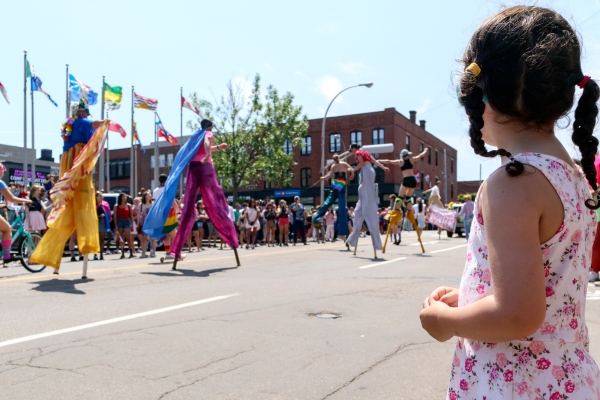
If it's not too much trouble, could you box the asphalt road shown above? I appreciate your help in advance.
[1,232,600,399]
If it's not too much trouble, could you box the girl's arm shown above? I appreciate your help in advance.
[420,172,547,343]
[353,155,366,172]
[372,158,390,172]
[211,143,227,151]
[130,206,135,225]
[413,148,429,161]
[342,162,355,180]
[0,189,31,204]
[379,159,402,166]
[320,169,333,181]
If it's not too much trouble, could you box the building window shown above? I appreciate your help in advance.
[265,180,274,189]
[420,172,424,190]
[406,134,411,151]
[329,133,341,153]
[372,128,384,145]
[451,183,454,199]
[301,137,312,155]
[374,165,385,184]
[420,142,424,153]
[284,140,293,154]
[435,150,438,166]
[167,153,174,166]
[428,147,431,164]
[150,156,155,169]
[159,154,165,167]
[350,131,362,146]
[124,160,131,177]
[351,164,359,185]
[451,159,454,174]
[150,179,155,190]
[109,159,130,180]
[301,168,312,187]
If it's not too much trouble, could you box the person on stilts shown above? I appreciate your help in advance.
[313,153,354,245]
[144,119,239,270]
[345,144,389,258]
[30,100,110,274]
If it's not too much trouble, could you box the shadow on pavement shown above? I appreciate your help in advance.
[141,267,238,278]
[28,278,95,295]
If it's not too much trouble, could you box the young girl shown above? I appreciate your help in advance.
[113,193,136,259]
[420,6,600,398]
[24,185,47,233]
[137,191,155,258]
[264,203,276,247]
[95,191,111,261]
[0,163,32,264]
[245,198,259,249]
[277,200,289,246]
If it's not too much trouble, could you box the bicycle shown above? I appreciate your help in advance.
[4,207,45,273]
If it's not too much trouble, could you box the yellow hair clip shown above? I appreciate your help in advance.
[466,63,481,77]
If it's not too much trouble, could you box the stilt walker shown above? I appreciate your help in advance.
[383,198,403,253]
[30,101,125,276]
[312,153,353,244]
[345,144,389,259]
[144,119,239,270]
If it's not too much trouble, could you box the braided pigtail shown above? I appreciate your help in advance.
[459,68,525,176]
[571,77,600,209]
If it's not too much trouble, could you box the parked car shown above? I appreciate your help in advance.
[447,203,464,238]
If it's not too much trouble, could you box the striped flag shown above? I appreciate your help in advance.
[155,113,178,145]
[28,61,58,107]
[181,95,199,115]
[132,121,146,154]
[0,82,9,104]
[133,92,158,111]
[104,83,122,111]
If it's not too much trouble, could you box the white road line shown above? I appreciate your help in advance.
[359,257,407,269]
[0,294,240,349]
[430,244,468,254]
[410,241,438,246]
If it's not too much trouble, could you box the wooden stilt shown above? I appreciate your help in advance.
[234,248,241,266]
[374,249,377,259]
[81,254,88,279]
[406,209,426,254]
[383,209,402,253]
[353,246,357,256]
[172,257,178,271]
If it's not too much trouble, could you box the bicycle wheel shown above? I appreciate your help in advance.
[19,233,46,273]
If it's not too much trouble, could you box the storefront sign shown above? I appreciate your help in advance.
[9,169,46,185]
[274,189,301,198]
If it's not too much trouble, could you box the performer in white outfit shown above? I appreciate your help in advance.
[345,144,389,258]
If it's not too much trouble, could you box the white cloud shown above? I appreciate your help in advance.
[315,76,344,100]
[338,61,364,74]
[416,97,433,114]
[263,63,273,71]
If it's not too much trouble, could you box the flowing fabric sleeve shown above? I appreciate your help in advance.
[143,129,206,239]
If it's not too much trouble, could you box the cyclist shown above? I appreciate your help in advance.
[0,163,32,265]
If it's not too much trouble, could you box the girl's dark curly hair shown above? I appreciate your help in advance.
[458,6,600,209]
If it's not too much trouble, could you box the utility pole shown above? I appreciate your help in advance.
[443,149,448,204]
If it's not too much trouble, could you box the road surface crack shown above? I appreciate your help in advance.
[320,341,434,399]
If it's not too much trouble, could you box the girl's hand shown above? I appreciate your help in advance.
[201,156,209,163]
[383,166,390,173]
[218,143,228,150]
[420,300,454,342]
[21,199,32,205]
[426,286,459,307]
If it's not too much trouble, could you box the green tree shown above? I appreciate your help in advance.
[187,74,308,202]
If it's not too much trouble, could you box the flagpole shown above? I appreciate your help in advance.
[65,64,69,118]
[23,50,28,189]
[130,86,134,195]
[99,75,105,191]
[30,76,36,187]
[179,87,183,196]
[154,112,159,191]
[106,111,111,192]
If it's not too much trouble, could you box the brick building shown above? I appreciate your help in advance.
[96,108,458,206]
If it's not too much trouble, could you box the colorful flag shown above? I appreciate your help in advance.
[68,74,98,105]
[132,121,146,154]
[28,61,58,107]
[108,122,127,138]
[104,83,122,111]
[155,113,178,145]
[414,170,420,184]
[0,82,9,104]
[181,95,199,115]
[134,92,158,111]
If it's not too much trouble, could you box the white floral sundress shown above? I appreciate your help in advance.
[448,153,600,400]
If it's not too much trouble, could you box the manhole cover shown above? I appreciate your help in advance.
[315,313,338,319]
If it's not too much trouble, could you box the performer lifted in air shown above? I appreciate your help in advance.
[144,119,240,270]
[30,101,112,274]
[345,144,389,258]
[312,153,354,243]
[380,148,429,252]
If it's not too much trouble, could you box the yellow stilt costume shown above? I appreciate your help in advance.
[31,119,112,269]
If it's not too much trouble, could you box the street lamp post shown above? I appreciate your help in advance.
[334,133,347,153]
[320,83,373,202]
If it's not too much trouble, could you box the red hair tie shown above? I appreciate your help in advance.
[578,76,591,89]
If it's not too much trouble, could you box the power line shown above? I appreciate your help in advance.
[581,9,600,25]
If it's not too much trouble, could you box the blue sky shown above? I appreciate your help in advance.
[0,0,598,182]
